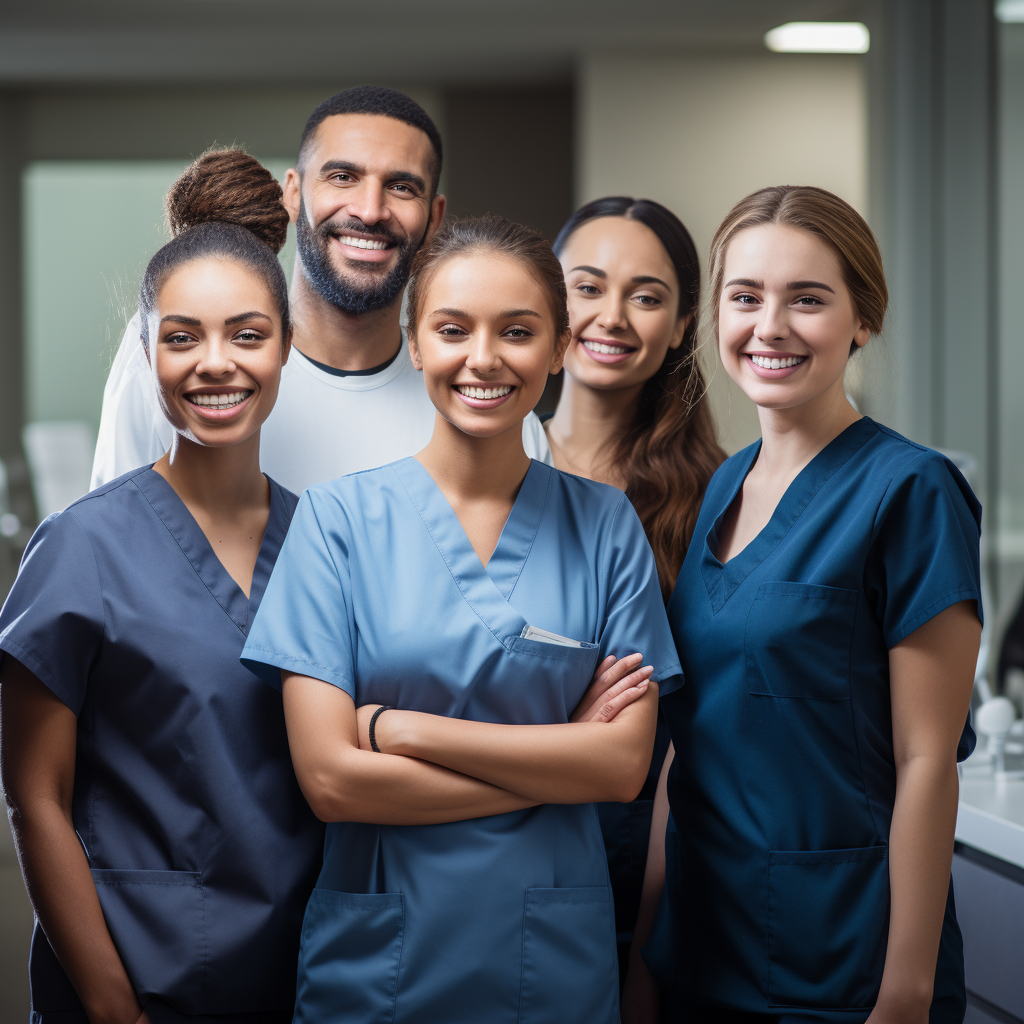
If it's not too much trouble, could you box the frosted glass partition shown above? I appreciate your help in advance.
[22,159,295,434]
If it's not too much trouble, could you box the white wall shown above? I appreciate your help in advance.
[576,52,867,453]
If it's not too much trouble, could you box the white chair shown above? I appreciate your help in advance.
[22,421,97,519]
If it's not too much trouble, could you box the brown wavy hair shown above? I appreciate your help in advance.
[708,185,887,339]
[554,198,725,599]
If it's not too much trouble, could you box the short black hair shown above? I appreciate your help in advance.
[298,85,443,194]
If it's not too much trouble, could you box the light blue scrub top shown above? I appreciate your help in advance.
[242,457,682,1024]
[650,418,981,1023]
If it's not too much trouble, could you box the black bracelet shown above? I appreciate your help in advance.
[368,705,393,753]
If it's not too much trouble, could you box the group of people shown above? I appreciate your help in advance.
[0,85,983,1024]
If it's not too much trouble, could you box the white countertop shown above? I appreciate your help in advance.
[956,752,1024,871]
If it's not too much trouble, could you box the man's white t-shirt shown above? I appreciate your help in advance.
[91,314,552,494]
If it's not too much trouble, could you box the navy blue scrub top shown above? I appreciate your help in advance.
[0,467,324,1023]
[651,418,981,1023]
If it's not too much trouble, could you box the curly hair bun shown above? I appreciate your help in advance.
[165,149,289,254]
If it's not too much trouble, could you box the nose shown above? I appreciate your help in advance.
[195,337,237,378]
[343,180,391,228]
[465,332,503,376]
[753,298,791,344]
[595,293,628,333]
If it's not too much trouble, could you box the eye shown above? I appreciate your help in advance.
[437,323,467,338]
[575,283,600,296]
[633,293,662,307]
[503,326,534,340]
[390,183,415,195]
[164,332,196,346]
[795,295,824,306]
[235,329,264,343]
[329,172,354,184]
[731,292,760,306]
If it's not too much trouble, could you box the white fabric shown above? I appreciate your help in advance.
[91,313,553,494]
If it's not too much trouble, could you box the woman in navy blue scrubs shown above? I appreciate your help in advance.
[545,198,724,981]
[625,186,982,1024]
[0,151,323,1024]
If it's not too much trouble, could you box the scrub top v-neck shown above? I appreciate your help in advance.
[242,457,682,1024]
[651,417,982,1023]
[0,466,324,1023]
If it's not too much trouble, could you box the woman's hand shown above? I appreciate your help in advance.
[570,653,653,724]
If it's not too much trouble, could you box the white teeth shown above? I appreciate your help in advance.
[338,235,389,250]
[750,354,805,369]
[187,390,252,408]
[455,384,513,400]
[583,340,632,355]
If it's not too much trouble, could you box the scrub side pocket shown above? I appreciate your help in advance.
[91,868,206,1014]
[292,888,404,1024]
[767,846,889,1008]
[745,582,858,699]
[520,886,619,1024]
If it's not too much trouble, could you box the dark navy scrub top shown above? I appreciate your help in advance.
[0,467,324,1024]
[651,417,981,1024]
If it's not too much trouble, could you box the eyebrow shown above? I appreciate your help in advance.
[724,277,835,294]
[570,266,670,289]
[430,307,543,319]
[320,158,426,194]
[160,314,201,326]
[224,311,273,325]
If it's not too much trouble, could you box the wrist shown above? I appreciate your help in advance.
[376,709,416,756]
[872,981,933,1023]
[83,985,142,1024]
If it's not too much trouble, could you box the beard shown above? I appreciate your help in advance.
[295,199,423,316]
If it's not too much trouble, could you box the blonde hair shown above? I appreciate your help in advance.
[707,185,887,337]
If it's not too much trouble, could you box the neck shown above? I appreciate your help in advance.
[288,260,403,372]
[547,371,643,486]
[417,414,531,505]
[754,381,861,477]
[153,431,268,519]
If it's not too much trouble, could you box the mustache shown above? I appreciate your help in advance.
[318,217,405,248]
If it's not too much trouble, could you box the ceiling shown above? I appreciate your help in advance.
[0,0,871,84]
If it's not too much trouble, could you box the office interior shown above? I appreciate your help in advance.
[0,0,1022,1020]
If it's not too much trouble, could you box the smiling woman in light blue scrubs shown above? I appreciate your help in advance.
[241,215,682,1024]
[624,186,982,1024]
[0,151,323,1024]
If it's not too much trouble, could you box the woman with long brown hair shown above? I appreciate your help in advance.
[545,197,724,979]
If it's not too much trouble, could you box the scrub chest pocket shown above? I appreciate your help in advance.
[745,582,858,700]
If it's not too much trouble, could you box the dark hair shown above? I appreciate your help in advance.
[139,149,291,348]
[708,185,887,337]
[554,197,725,598]
[407,215,569,339]
[298,85,443,194]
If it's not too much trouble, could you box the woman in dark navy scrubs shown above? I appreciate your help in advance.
[0,151,323,1024]
[545,198,724,981]
[625,186,982,1024]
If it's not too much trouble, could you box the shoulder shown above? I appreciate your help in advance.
[542,465,642,541]
[53,467,152,532]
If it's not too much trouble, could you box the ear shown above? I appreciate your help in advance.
[550,327,572,375]
[669,311,693,351]
[283,169,302,225]
[425,193,446,244]
[407,329,423,371]
[851,319,870,352]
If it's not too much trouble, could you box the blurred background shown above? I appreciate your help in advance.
[0,0,1022,1020]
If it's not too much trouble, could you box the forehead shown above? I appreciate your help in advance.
[724,222,844,281]
[305,113,434,177]
[157,257,274,312]
[421,251,552,315]
[562,216,677,288]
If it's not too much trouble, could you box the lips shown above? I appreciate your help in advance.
[580,337,637,365]
[183,387,255,419]
[452,383,516,409]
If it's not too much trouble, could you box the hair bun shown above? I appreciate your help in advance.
[166,149,289,254]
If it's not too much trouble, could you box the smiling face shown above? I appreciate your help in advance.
[285,113,446,315]
[409,250,568,439]
[718,223,869,412]
[148,257,290,448]
[559,216,687,392]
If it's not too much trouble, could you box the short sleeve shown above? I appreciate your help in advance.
[241,490,357,696]
[597,496,684,696]
[0,511,105,714]
[865,452,983,648]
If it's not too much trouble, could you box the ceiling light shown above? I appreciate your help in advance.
[765,22,870,53]
[997,1,1024,22]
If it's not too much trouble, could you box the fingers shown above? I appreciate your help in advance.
[593,652,644,693]
[592,666,654,723]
